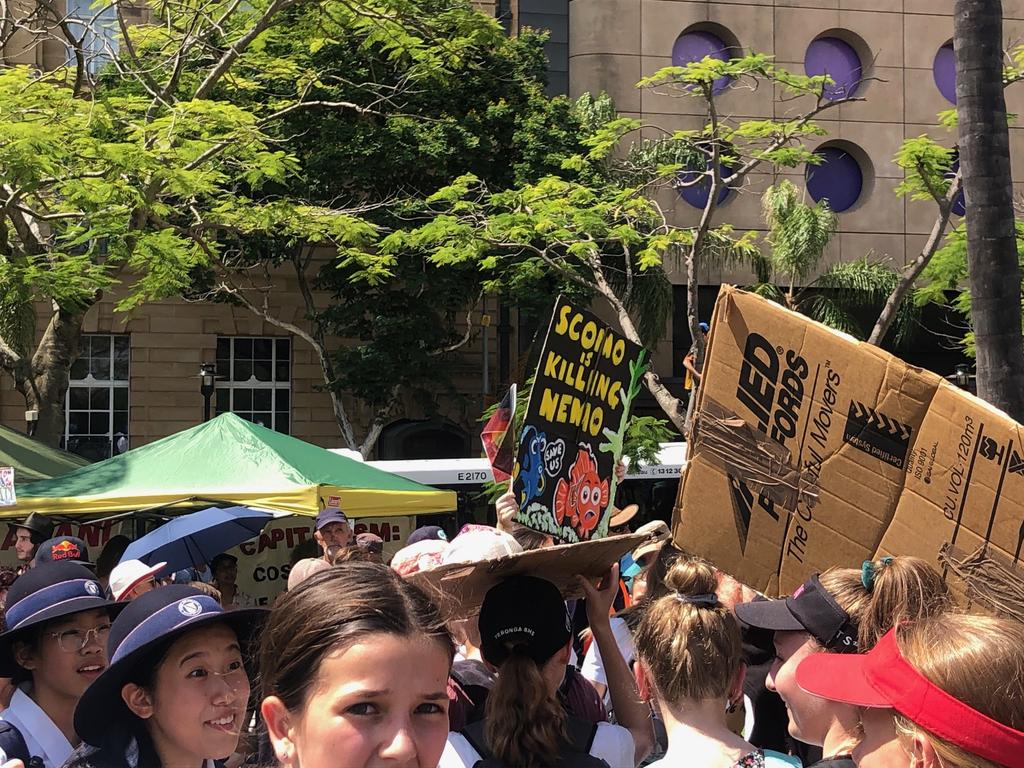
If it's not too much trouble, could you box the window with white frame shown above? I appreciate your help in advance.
[65,335,130,461]
[215,337,291,434]
[64,0,120,75]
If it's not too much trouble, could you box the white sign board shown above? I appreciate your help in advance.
[0,468,14,507]
[231,514,414,605]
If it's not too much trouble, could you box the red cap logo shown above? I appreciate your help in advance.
[50,540,81,560]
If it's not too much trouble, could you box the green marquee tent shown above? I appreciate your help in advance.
[3,413,455,519]
[0,425,89,486]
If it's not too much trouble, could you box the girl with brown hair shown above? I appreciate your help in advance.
[633,554,797,768]
[258,561,455,768]
[735,556,954,768]
[441,567,654,768]
[796,613,1024,768]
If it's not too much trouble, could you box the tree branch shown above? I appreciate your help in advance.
[429,290,484,356]
[867,170,961,345]
[193,0,293,100]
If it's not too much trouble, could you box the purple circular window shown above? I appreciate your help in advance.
[933,43,956,103]
[678,160,737,209]
[805,146,864,213]
[804,37,863,101]
[672,30,732,94]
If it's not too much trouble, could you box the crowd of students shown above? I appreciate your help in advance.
[0,497,1020,768]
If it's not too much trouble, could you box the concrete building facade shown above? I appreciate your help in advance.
[565,0,1024,339]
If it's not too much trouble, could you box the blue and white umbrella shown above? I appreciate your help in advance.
[121,505,273,573]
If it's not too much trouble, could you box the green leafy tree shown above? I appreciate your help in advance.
[751,180,916,343]
[915,220,1024,356]
[0,62,323,445]
[867,44,1024,347]
[0,0,513,449]
[354,54,861,435]
[199,13,591,455]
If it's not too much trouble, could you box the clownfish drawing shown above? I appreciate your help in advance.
[553,445,608,540]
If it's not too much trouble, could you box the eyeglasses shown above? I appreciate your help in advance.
[47,623,112,653]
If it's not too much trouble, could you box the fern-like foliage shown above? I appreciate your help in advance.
[762,179,837,284]
[750,182,917,346]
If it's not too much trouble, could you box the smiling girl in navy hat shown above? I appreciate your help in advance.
[65,585,264,768]
[0,561,124,768]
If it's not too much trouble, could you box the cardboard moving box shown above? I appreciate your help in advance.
[673,286,1024,596]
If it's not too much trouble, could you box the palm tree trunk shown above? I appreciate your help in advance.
[955,0,1024,420]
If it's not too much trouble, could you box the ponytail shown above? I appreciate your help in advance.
[819,555,954,650]
[634,555,741,704]
[484,649,567,768]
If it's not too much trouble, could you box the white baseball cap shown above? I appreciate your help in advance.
[109,559,167,601]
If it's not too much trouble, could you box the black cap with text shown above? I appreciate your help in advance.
[478,575,572,667]
[735,573,858,654]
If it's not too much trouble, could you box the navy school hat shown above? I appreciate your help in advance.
[734,573,859,654]
[0,561,125,676]
[74,585,266,747]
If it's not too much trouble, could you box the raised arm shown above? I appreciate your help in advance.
[579,564,654,766]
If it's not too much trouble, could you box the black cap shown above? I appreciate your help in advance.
[479,575,571,667]
[407,526,447,545]
[35,536,92,567]
[734,574,858,654]
[10,513,54,541]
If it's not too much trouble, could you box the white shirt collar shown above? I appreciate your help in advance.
[1,685,74,768]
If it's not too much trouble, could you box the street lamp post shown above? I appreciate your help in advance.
[946,363,975,392]
[954,363,971,389]
[199,363,217,422]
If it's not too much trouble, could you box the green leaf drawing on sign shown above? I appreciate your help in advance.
[596,348,649,538]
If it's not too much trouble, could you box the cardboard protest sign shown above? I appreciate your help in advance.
[673,286,1024,596]
[0,468,14,507]
[513,298,646,543]
[231,514,413,604]
[406,532,647,619]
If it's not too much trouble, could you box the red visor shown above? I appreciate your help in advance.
[797,627,1024,768]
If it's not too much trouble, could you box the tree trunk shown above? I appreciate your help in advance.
[589,263,689,434]
[955,0,1024,420]
[18,305,84,447]
[646,370,688,434]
